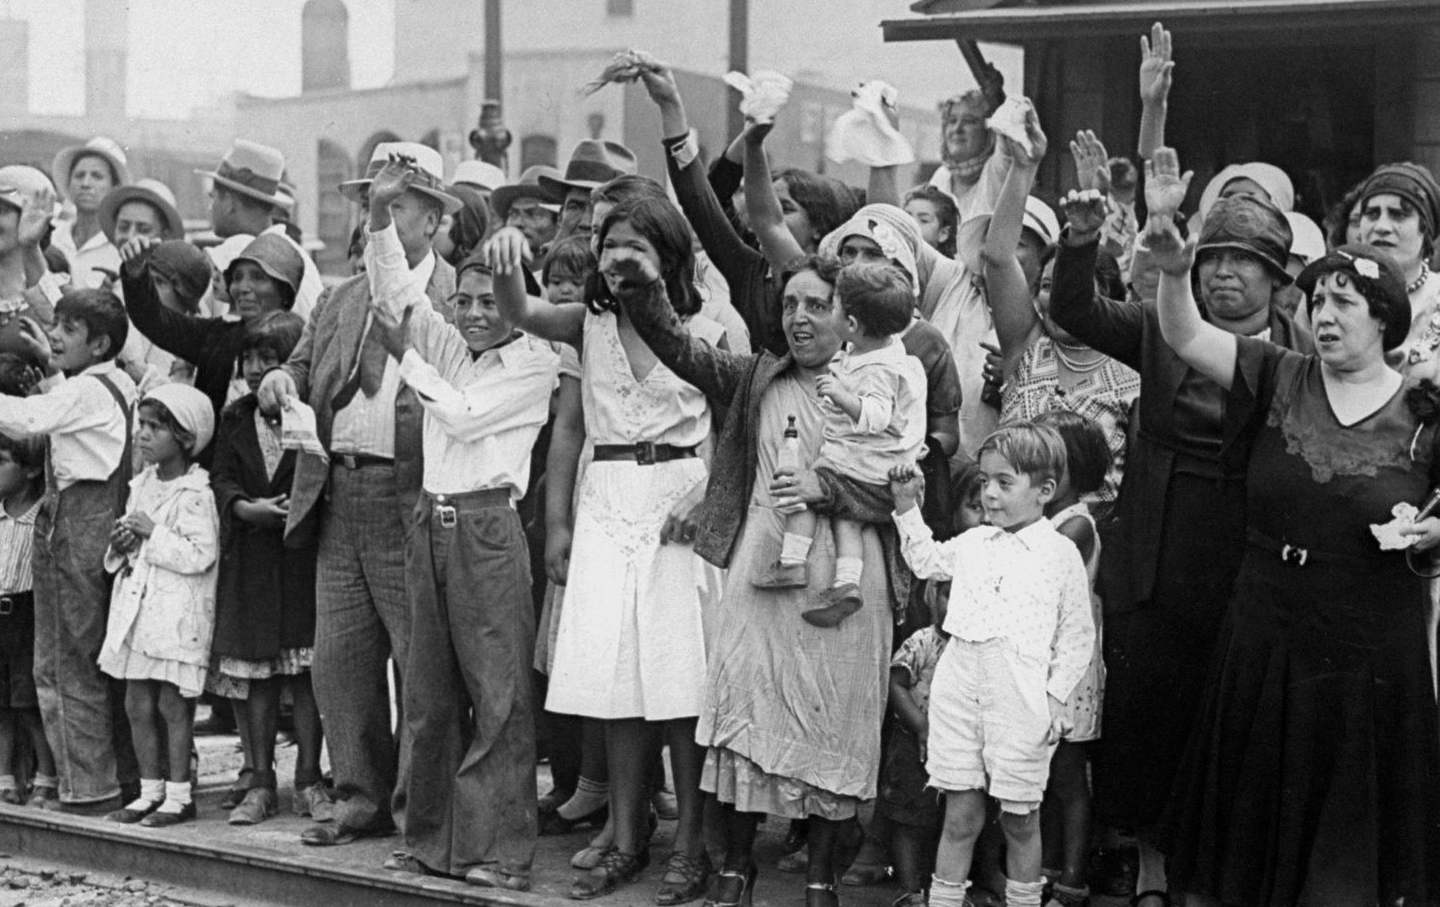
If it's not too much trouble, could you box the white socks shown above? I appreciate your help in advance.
[154,780,191,815]
[779,532,812,566]
[1005,878,1044,907]
[928,876,969,907]
[125,777,165,811]
[833,556,863,587]
[557,776,608,821]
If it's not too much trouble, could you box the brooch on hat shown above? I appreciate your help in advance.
[869,219,906,263]
[1353,257,1380,280]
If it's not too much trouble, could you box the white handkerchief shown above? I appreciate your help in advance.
[280,399,329,462]
[827,80,915,168]
[724,70,793,125]
[1371,502,1419,550]
[987,96,1036,158]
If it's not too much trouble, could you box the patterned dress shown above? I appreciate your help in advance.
[1049,501,1102,742]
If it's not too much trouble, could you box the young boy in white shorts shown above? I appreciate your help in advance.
[888,422,1094,907]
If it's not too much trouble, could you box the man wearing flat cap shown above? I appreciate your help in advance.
[259,141,458,848]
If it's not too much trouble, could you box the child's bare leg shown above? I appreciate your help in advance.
[1043,741,1091,890]
[124,681,162,783]
[929,790,987,907]
[155,685,196,784]
[802,517,864,628]
[998,804,1044,907]
[0,710,18,799]
[891,822,936,894]
[754,509,816,589]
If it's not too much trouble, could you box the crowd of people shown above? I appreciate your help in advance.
[0,20,1435,907]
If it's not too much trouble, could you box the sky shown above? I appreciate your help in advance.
[4,0,397,117]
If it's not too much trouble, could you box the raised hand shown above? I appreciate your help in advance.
[636,56,681,109]
[15,317,51,374]
[1143,147,1192,223]
[481,226,529,275]
[369,159,417,210]
[1001,102,1048,167]
[1139,21,1174,107]
[17,185,55,249]
[1138,214,1196,277]
[1060,189,1111,237]
[119,235,158,265]
[888,463,926,514]
[743,118,774,147]
[1069,130,1111,194]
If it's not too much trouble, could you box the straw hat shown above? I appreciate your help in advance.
[453,160,506,192]
[196,140,289,208]
[51,136,130,193]
[99,179,184,243]
[339,142,462,215]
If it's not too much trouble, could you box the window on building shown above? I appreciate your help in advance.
[607,0,633,17]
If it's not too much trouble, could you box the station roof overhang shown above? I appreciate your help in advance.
[883,0,1440,43]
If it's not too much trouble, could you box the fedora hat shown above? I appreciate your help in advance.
[492,166,564,220]
[539,141,639,197]
[453,160,507,192]
[340,142,463,215]
[197,140,289,208]
[99,179,184,244]
[52,136,130,194]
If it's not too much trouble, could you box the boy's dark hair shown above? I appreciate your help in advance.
[54,288,128,362]
[137,398,197,458]
[543,234,598,285]
[836,263,915,337]
[1034,410,1110,496]
[978,422,1068,487]
[241,310,305,364]
[0,429,46,475]
[0,352,38,397]
[903,184,960,258]
[592,174,667,209]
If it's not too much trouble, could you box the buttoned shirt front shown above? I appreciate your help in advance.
[51,221,121,291]
[893,507,1094,702]
[0,498,39,594]
[0,362,136,491]
[367,224,558,497]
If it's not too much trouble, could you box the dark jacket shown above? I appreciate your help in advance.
[210,394,317,659]
[1049,230,1313,611]
[121,250,246,464]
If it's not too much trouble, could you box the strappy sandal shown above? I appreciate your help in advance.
[806,881,840,907]
[703,863,756,907]
[570,849,649,900]
[656,852,712,906]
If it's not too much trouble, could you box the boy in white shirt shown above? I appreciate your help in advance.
[363,160,560,891]
[754,262,927,629]
[0,290,137,813]
[888,422,1094,907]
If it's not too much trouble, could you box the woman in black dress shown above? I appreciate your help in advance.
[1149,147,1440,906]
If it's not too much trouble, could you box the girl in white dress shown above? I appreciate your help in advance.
[486,195,723,902]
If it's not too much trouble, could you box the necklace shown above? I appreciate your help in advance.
[1052,340,1107,374]
[1408,263,1431,296]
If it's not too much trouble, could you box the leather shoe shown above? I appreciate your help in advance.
[141,802,196,827]
[106,800,162,824]
[301,820,396,846]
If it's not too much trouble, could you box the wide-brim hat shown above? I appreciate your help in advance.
[52,136,130,194]
[539,140,639,197]
[196,139,289,208]
[1022,195,1060,247]
[339,141,463,215]
[492,165,564,220]
[99,179,184,244]
[0,165,61,218]
[1194,193,1294,285]
[452,160,507,192]
[223,233,305,298]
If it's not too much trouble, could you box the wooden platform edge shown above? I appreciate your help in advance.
[0,804,533,907]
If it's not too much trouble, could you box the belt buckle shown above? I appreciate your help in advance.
[635,441,656,466]
[0,596,12,616]
[337,454,357,470]
[436,503,458,528]
[1280,543,1309,567]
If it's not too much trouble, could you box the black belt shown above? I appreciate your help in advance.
[424,487,512,523]
[1246,529,1373,569]
[0,591,33,617]
[332,453,394,470]
[591,443,697,466]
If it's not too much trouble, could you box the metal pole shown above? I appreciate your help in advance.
[470,0,512,167]
[485,0,502,100]
[727,0,748,140]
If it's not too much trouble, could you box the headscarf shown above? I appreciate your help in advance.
[1197,162,1295,222]
[141,383,216,455]
[819,203,969,321]
[1356,162,1440,241]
